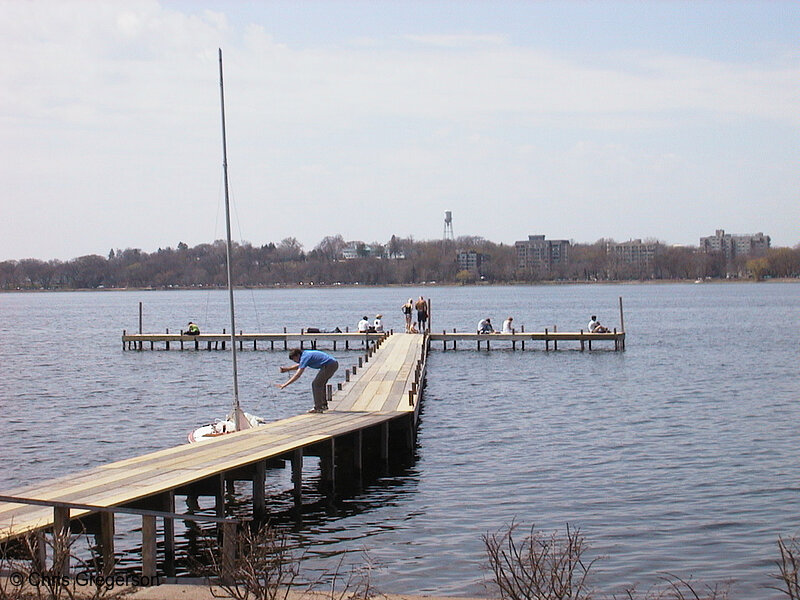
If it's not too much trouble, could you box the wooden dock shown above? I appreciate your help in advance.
[0,332,429,577]
[122,330,387,351]
[429,329,626,351]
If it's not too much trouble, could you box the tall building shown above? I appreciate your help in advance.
[515,235,570,271]
[606,239,660,266]
[700,230,770,259]
[457,250,486,275]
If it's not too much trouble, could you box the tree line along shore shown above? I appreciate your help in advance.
[2,235,799,290]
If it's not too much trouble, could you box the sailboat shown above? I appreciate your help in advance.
[189,49,267,443]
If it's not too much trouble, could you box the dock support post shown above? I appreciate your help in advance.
[521,325,525,351]
[138,302,143,351]
[320,439,335,496]
[553,325,558,351]
[326,385,333,404]
[619,296,625,334]
[580,330,585,351]
[141,515,156,578]
[353,430,363,487]
[32,531,47,573]
[215,474,225,518]
[380,422,389,470]
[614,328,619,351]
[545,328,549,351]
[162,491,175,577]
[53,506,70,576]
[283,327,287,350]
[253,461,266,517]
[405,417,415,455]
[291,449,303,502]
[165,328,170,350]
[221,522,236,585]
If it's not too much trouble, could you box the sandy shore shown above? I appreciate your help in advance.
[129,585,490,600]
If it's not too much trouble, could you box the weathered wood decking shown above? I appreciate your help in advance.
[0,333,428,567]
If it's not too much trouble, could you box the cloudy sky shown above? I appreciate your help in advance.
[2,0,798,261]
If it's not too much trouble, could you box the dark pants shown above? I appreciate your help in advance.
[311,360,338,409]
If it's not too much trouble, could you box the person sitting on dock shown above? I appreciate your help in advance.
[358,316,371,333]
[478,317,494,333]
[502,316,514,334]
[186,322,200,335]
[588,316,610,333]
[374,314,384,333]
[276,348,339,413]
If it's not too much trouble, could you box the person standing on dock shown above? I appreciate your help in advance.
[402,298,414,332]
[415,296,428,332]
[277,348,339,413]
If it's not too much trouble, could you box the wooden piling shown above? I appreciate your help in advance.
[162,491,175,576]
[141,515,156,578]
[291,449,303,501]
[253,461,266,517]
[53,506,70,575]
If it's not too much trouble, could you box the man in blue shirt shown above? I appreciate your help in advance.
[277,348,339,413]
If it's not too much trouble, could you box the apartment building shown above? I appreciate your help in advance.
[515,235,570,271]
[700,230,770,259]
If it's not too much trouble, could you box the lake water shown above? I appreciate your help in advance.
[0,283,798,597]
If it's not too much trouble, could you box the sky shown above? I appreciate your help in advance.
[2,0,798,261]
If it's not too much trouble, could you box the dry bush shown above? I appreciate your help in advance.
[0,526,127,600]
[313,550,382,600]
[617,574,729,600]
[483,521,597,600]
[203,523,383,600]
[205,523,299,600]
[770,536,800,600]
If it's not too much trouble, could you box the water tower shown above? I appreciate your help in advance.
[443,211,454,242]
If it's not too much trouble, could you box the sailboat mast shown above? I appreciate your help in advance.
[218,48,243,428]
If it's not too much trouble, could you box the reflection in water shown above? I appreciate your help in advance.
[119,455,423,581]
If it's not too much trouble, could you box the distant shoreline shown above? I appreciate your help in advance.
[1,278,798,293]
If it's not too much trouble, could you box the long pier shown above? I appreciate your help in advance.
[2,313,626,577]
[0,332,429,577]
[121,329,625,352]
[121,330,386,351]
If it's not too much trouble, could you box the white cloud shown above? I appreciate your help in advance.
[1,0,798,260]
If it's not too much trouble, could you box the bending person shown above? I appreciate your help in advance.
[276,348,339,413]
